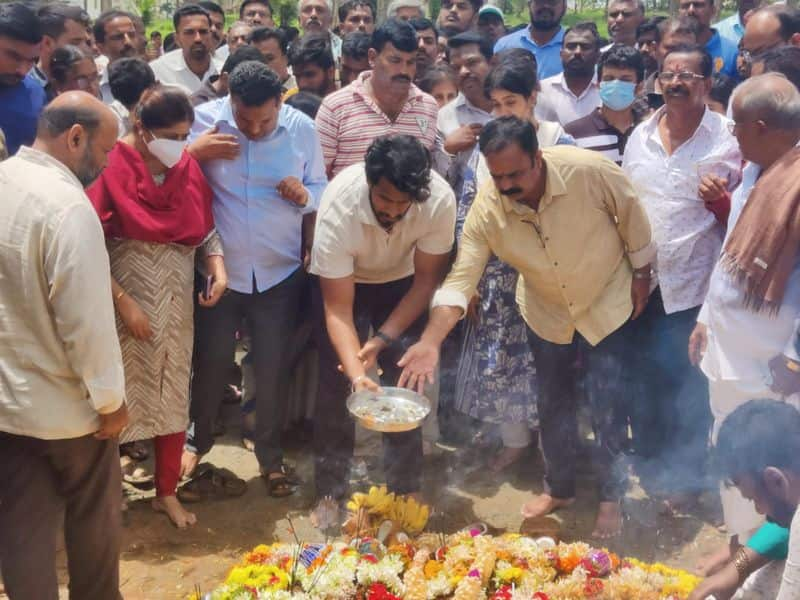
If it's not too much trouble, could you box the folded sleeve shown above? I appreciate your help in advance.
[44,202,125,415]
[431,189,492,314]
[599,160,656,269]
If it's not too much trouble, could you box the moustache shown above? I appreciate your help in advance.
[500,187,522,196]
[392,75,411,83]
[665,87,689,96]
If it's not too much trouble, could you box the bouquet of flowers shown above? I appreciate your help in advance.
[193,534,700,599]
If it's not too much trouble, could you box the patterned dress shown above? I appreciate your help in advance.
[110,231,222,444]
[453,121,574,428]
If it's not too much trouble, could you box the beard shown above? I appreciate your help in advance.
[75,144,104,187]
[530,8,561,31]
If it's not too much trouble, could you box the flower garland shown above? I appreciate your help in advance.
[193,534,701,600]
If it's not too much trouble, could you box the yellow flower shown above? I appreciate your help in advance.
[496,566,523,583]
[424,560,443,579]
[225,564,289,590]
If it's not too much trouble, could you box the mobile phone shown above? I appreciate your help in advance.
[203,275,215,300]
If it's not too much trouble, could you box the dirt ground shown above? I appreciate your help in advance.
[7,404,728,600]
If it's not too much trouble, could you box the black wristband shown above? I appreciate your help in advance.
[374,330,394,346]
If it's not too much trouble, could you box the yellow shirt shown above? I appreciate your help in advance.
[432,145,655,346]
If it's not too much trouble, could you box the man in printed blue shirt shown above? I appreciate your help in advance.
[493,0,566,80]
[678,0,739,78]
[0,3,46,156]
[184,61,327,497]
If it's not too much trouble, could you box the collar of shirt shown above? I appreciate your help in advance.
[550,71,599,100]
[351,71,424,117]
[164,48,219,81]
[521,25,565,49]
[213,95,290,136]
[640,104,716,153]
[497,155,568,217]
[454,92,492,117]
[15,146,84,191]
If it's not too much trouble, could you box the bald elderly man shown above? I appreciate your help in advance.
[0,92,128,600]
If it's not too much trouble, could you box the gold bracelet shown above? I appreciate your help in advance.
[114,289,125,302]
[786,359,800,373]
[733,547,751,582]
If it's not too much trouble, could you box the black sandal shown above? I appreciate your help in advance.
[263,472,296,498]
[177,464,247,503]
[120,440,149,461]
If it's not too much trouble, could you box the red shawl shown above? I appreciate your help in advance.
[87,141,214,246]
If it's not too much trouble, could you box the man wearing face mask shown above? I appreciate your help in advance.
[150,5,223,96]
[536,23,602,126]
[494,0,567,80]
[622,44,741,511]
[309,134,455,519]
[564,45,647,165]
[185,61,327,497]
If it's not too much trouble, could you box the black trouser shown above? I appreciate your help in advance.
[312,275,424,499]
[627,288,712,495]
[0,432,122,600]
[187,268,305,472]
[526,321,632,502]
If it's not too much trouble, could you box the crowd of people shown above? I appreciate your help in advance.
[2,0,800,597]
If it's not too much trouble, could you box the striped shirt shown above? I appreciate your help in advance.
[564,107,639,165]
[315,70,439,178]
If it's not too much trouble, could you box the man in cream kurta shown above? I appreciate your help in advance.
[0,93,127,600]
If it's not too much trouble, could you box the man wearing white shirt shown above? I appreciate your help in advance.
[536,23,602,126]
[438,32,494,191]
[623,44,741,508]
[150,5,222,96]
[689,73,800,576]
[93,10,138,104]
[309,135,455,513]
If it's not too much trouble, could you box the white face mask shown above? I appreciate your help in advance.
[145,130,185,168]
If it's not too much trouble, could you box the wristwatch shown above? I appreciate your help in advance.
[786,358,800,373]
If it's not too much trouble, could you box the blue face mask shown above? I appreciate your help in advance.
[599,79,637,111]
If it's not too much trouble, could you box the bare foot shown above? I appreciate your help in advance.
[488,446,525,472]
[180,450,200,479]
[592,501,622,539]
[696,543,733,577]
[152,495,197,529]
[520,494,575,519]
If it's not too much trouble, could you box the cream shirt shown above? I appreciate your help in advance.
[0,147,125,440]
[310,162,456,284]
[433,145,655,346]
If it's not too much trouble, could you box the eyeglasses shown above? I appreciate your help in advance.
[657,70,705,84]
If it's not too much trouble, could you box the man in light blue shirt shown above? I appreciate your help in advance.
[493,0,566,80]
[714,0,760,43]
[184,61,327,496]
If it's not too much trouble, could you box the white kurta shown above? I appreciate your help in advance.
[698,158,800,538]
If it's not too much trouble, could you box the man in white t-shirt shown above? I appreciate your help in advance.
[309,134,456,513]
